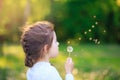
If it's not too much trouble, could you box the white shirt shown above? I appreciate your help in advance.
[27,62,74,80]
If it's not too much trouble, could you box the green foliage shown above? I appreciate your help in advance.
[0,0,120,44]
[46,0,120,44]
[1,44,120,80]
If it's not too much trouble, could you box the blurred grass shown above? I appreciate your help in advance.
[0,43,120,80]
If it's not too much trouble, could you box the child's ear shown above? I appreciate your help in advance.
[43,44,49,53]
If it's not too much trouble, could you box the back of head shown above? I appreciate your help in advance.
[20,21,54,67]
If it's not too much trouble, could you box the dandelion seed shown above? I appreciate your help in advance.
[84,31,87,34]
[67,41,70,44]
[103,30,106,33]
[74,54,77,56]
[78,37,82,40]
[93,15,96,18]
[97,41,100,44]
[92,25,95,28]
[95,22,98,25]
[88,29,91,32]
[89,37,92,40]
[95,39,98,44]
[93,39,98,44]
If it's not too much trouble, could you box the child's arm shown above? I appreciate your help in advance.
[65,57,74,80]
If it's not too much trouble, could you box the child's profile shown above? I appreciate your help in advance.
[20,21,74,80]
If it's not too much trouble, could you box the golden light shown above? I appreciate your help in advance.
[93,15,96,18]
[116,0,120,6]
[95,22,98,25]
[84,31,87,34]
[103,30,106,33]
[88,29,91,32]
[72,68,78,75]
[67,41,70,44]
[78,37,82,40]
[92,25,95,28]
[97,41,100,44]
[89,37,92,40]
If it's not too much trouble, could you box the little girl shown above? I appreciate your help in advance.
[20,21,74,80]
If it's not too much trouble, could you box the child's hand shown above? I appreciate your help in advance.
[65,57,74,74]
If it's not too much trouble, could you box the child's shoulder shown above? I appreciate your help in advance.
[29,62,57,73]
[27,62,62,80]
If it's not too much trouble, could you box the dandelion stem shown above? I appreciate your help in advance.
[69,52,70,57]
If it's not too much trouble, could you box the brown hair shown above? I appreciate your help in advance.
[20,21,54,67]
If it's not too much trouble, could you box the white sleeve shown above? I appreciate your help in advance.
[65,73,74,80]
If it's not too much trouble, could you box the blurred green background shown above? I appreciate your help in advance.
[0,0,120,80]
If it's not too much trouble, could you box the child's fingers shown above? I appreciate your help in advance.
[66,57,72,63]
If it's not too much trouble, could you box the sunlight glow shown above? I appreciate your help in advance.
[116,0,120,6]
[0,58,6,68]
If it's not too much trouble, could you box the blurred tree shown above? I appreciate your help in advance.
[0,0,51,43]
[24,0,31,23]
[0,0,25,43]
[0,0,4,56]
[45,0,120,44]
[0,0,120,44]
